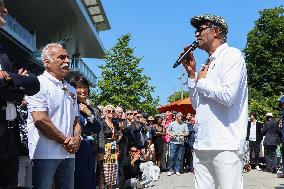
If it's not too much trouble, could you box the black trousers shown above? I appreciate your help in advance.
[160,142,168,170]
[0,124,19,189]
[264,145,277,171]
[183,143,194,171]
[249,141,260,166]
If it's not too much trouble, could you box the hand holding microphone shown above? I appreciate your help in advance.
[173,41,198,68]
[175,41,199,79]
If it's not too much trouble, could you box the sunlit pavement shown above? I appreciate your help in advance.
[150,170,284,189]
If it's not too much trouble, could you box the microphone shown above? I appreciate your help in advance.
[173,41,199,68]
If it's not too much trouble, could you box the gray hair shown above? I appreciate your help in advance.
[103,104,115,113]
[176,112,183,117]
[41,43,63,61]
[115,106,123,112]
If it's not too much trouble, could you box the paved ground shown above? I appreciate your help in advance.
[150,170,284,189]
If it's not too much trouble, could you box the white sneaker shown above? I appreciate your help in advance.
[256,166,261,171]
[167,171,173,176]
[176,172,181,176]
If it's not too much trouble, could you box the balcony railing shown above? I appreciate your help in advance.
[2,15,36,51]
[70,58,97,86]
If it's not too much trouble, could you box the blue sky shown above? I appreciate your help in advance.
[85,0,283,105]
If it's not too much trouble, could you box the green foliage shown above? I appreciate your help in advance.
[244,6,284,121]
[90,34,159,115]
[167,91,189,103]
[248,87,280,121]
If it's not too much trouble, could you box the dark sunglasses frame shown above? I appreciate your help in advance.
[195,26,211,34]
[106,110,115,113]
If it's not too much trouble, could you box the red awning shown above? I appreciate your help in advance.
[158,97,195,115]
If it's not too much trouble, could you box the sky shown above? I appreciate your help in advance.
[85,0,283,106]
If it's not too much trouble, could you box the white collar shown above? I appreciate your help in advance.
[43,71,68,86]
[210,43,228,60]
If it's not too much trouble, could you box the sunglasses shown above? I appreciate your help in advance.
[106,110,115,114]
[130,149,138,152]
[195,26,210,34]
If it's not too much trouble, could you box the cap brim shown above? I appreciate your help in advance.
[190,18,210,28]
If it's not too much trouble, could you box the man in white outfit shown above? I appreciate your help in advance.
[26,43,81,189]
[181,14,248,189]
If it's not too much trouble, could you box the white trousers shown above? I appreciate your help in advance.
[193,150,242,189]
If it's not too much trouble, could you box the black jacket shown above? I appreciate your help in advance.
[246,121,263,143]
[0,45,40,104]
[262,119,281,146]
[128,121,146,149]
[0,45,40,161]
[119,155,143,188]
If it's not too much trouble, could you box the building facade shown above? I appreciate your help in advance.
[1,0,110,86]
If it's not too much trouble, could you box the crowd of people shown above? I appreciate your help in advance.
[15,88,284,189]
[0,20,198,188]
[18,68,197,189]
[1,0,284,188]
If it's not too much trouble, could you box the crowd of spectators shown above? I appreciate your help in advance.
[18,86,197,189]
[0,1,284,188]
[5,39,197,189]
[2,42,284,189]
[3,40,284,188]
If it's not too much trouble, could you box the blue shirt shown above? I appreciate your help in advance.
[79,104,101,140]
[167,121,189,145]
[187,123,195,146]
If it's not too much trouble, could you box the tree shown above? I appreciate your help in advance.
[167,91,189,103]
[243,6,284,121]
[91,34,159,115]
[248,87,279,122]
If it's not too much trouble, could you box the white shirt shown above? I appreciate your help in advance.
[187,43,248,151]
[26,71,79,159]
[249,121,257,141]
